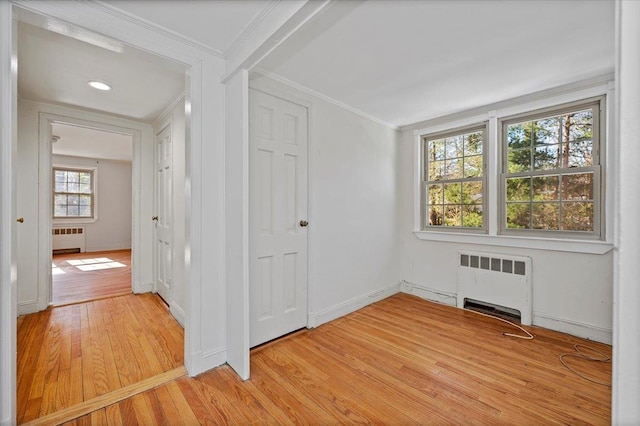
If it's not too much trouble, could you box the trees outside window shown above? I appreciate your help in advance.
[502,100,601,236]
[423,126,486,231]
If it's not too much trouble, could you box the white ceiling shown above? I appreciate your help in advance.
[107,0,268,55]
[17,19,185,122]
[257,0,616,127]
[51,123,133,162]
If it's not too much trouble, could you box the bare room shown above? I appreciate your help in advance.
[1,0,639,425]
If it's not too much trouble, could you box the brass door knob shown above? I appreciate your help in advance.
[152,216,158,221]
[299,220,308,227]
[17,217,24,223]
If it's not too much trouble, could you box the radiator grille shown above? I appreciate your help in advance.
[457,251,532,325]
[52,227,86,253]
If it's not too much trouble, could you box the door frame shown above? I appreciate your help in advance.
[38,112,144,309]
[1,1,224,422]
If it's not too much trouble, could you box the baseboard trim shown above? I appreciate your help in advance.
[533,312,612,345]
[307,282,401,328]
[170,303,186,327]
[186,347,226,377]
[400,281,457,306]
[400,281,612,344]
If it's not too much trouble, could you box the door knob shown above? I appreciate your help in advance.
[17,217,24,223]
[299,220,308,227]
[152,216,158,221]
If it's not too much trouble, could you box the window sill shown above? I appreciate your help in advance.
[53,217,98,225]
[413,231,613,254]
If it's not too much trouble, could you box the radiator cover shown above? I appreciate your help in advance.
[52,227,86,253]
[457,251,532,325]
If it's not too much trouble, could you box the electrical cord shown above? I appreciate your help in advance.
[559,344,611,387]
[464,308,534,340]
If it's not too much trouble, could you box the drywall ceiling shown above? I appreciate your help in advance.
[17,19,185,122]
[257,0,616,128]
[51,123,133,162]
[107,0,267,55]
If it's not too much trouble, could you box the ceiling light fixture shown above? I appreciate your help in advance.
[88,81,112,91]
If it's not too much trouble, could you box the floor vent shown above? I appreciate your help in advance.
[464,298,522,323]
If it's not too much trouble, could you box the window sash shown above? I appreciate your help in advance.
[422,124,488,232]
[499,99,602,238]
[53,168,95,219]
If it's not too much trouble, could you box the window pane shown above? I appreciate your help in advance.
[67,182,79,193]
[534,144,560,170]
[67,194,79,205]
[462,181,483,205]
[462,205,483,228]
[464,132,483,156]
[55,181,67,192]
[532,175,559,201]
[79,172,91,185]
[506,177,531,202]
[79,183,91,193]
[54,205,67,216]
[68,172,80,183]
[507,148,531,172]
[567,140,593,167]
[562,173,593,200]
[562,202,594,231]
[444,183,461,205]
[428,184,443,205]
[444,205,461,227]
[78,205,92,217]
[67,205,79,216]
[506,203,531,229]
[445,135,464,159]
[534,117,560,145]
[444,158,462,179]
[429,160,444,181]
[507,122,531,149]
[532,203,559,230]
[79,194,92,206]
[54,194,67,206]
[428,206,443,226]
[464,155,482,178]
[564,110,593,142]
[428,139,445,161]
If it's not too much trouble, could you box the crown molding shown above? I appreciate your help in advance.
[85,0,225,58]
[253,68,399,131]
[224,1,279,59]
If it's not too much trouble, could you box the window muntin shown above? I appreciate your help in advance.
[53,168,94,218]
[423,126,486,230]
[501,100,601,236]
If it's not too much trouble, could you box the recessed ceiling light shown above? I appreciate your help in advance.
[88,81,111,91]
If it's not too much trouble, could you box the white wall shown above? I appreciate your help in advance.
[398,126,614,344]
[153,95,186,325]
[250,76,401,328]
[53,154,132,252]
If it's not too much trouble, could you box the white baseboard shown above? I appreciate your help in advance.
[170,303,186,327]
[133,281,153,293]
[307,282,401,328]
[400,281,457,306]
[400,281,612,345]
[533,312,612,345]
[186,347,226,377]
[85,245,132,252]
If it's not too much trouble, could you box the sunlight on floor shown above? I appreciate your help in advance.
[51,262,65,275]
[61,257,127,272]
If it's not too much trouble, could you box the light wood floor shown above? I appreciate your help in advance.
[57,293,610,425]
[17,293,184,424]
[52,250,132,305]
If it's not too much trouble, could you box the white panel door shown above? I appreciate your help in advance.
[249,89,308,347]
[155,124,172,304]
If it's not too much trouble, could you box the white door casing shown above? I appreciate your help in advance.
[155,124,173,304]
[249,89,308,347]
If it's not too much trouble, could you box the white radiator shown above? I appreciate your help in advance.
[457,251,532,325]
[52,227,86,253]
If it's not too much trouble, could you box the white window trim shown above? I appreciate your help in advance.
[52,165,99,225]
[413,81,615,254]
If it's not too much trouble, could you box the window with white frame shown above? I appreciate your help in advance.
[501,98,602,238]
[422,125,487,230]
[53,167,95,218]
